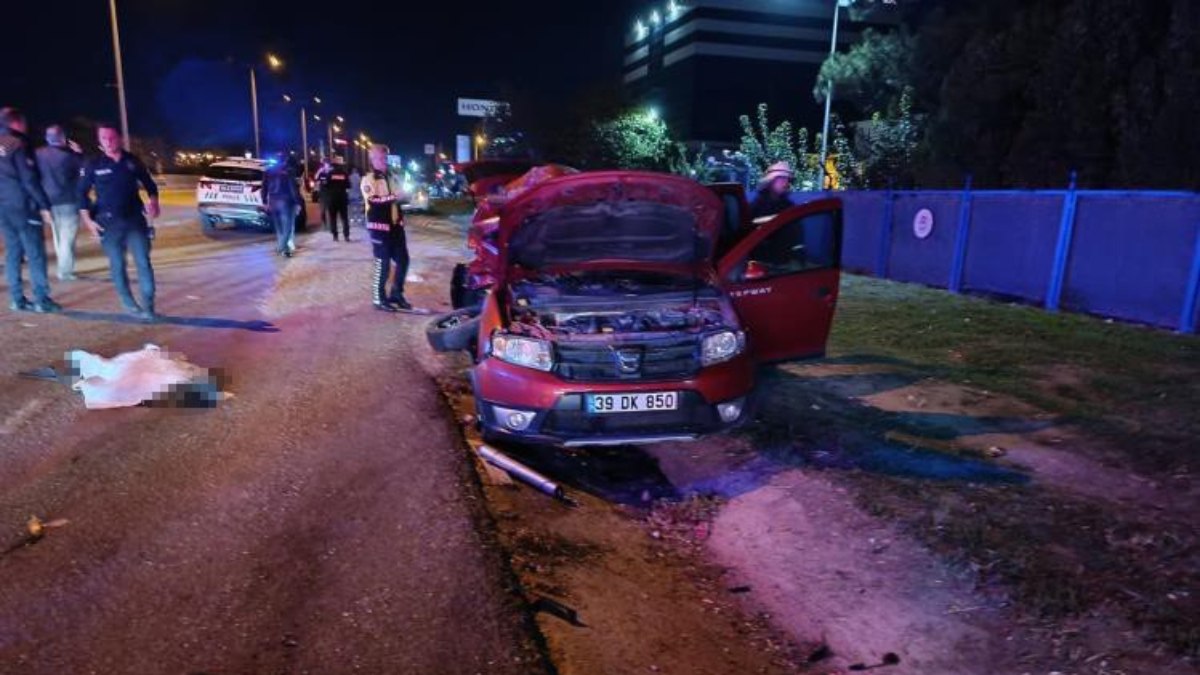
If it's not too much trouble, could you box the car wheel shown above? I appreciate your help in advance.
[201,215,218,232]
[426,307,482,353]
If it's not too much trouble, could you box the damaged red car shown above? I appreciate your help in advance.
[427,170,843,447]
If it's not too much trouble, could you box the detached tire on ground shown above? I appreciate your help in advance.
[426,307,481,353]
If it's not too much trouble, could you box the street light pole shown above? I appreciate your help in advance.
[108,0,130,150]
[300,107,309,184]
[250,67,260,157]
[818,0,846,191]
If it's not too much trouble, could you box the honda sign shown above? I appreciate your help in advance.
[457,98,510,118]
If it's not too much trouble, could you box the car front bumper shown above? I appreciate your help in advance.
[471,356,755,447]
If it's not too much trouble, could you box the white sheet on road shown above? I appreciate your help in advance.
[67,344,224,409]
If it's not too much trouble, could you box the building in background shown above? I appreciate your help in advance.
[623,0,892,146]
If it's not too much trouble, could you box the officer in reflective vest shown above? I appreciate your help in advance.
[360,144,412,311]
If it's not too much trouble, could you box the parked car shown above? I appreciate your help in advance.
[197,158,270,231]
[426,170,843,447]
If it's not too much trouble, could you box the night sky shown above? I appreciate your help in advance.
[4,0,639,157]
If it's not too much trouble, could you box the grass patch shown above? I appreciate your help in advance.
[739,274,1200,658]
[830,275,1200,473]
[845,474,1199,657]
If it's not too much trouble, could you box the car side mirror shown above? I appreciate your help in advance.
[744,260,767,281]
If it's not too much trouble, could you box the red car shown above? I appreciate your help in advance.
[451,162,578,309]
[428,170,843,447]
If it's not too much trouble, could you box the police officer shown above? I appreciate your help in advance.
[314,156,351,241]
[78,123,161,321]
[361,144,412,311]
[0,107,60,313]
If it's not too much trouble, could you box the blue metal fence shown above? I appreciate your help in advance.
[781,183,1200,333]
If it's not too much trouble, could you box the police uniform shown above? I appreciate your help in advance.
[0,127,56,311]
[315,163,350,240]
[78,150,159,315]
[361,169,411,310]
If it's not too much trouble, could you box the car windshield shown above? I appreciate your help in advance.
[205,166,262,182]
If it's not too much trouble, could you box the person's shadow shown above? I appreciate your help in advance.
[60,310,279,332]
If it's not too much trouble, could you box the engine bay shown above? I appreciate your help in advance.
[506,271,731,337]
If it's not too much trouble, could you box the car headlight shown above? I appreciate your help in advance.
[701,330,745,367]
[491,334,554,371]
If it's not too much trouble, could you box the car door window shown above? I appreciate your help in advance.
[727,211,838,282]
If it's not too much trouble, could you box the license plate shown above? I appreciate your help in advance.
[218,183,244,193]
[586,391,679,414]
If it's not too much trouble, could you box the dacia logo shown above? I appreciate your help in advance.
[613,347,642,374]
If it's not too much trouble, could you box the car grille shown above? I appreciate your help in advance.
[555,335,700,382]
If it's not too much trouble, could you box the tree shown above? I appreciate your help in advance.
[855,87,921,187]
[814,28,917,119]
[738,104,814,187]
[588,109,674,171]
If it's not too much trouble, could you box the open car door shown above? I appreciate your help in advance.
[716,198,843,363]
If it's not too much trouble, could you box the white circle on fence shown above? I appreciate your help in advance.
[913,208,934,239]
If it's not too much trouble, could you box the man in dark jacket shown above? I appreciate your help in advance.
[78,123,160,321]
[0,107,60,313]
[36,124,84,280]
[265,156,302,257]
[314,157,351,241]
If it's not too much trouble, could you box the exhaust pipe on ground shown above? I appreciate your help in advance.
[477,444,572,504]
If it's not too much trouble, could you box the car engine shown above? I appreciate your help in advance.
[506,272,730,337]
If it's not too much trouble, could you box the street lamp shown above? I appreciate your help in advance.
[818,0,852,191]
[325,115,344,162]
[107,0,130,150]
[282,93,321,185]
[250,53,284,158]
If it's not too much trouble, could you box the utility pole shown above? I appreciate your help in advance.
[819,0,847,191]
[108,0,130,150]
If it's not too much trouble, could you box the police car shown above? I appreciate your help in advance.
[196,157,271,231]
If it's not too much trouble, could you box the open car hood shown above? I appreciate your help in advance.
[499,171,724,272]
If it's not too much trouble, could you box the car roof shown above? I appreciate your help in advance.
[209,158,268,169]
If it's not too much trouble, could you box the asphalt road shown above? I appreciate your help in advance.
[0,195,545,674]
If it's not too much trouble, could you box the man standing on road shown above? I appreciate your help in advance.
[36,124,84,281]
[0,107,60,313]
[315,156,351,241]
[362,144,412,311]
[78,123,161,321]
[265,156,302,257]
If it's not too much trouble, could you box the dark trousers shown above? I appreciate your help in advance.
[370,227,409,303]
[324,198,349,239]
[0,208,50,303]
[270,202,297,253]
[101,222,155,310]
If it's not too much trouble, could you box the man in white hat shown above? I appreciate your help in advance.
[750,161,795,220]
